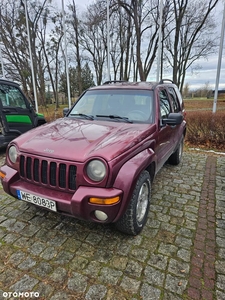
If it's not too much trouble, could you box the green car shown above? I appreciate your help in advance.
[0,79,46,147]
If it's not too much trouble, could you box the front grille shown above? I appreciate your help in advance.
[19,155,77,191]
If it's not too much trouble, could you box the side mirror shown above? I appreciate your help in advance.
[63,108,69,116]
[162,113,183,126]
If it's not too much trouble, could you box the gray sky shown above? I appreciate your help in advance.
[185,2,225,90]
[61,0,225,90]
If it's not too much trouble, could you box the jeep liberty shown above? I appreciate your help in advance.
[0,80,186,235]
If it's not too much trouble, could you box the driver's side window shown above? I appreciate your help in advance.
[8,90,27,108]
[0,86,27,108]
[0,91,7,107]
[159,90,171,118]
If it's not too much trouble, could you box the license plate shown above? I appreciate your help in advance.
[16,190,57,212]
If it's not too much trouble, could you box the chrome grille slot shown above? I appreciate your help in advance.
[69,165,76,190]
[33,158,39,182]
[50,162,57,186]
[59,163,66,188]
[20,155,25,177]
[19,155,77,191]
[41,160,48,184]
[26,157,32,179]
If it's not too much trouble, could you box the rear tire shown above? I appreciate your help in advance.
[169,135,184,165]
[115,170,151,235]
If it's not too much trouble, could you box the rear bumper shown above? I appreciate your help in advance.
[0,165,123,223]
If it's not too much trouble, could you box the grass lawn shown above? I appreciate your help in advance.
[184,98,225,111]
[38,104,68,122]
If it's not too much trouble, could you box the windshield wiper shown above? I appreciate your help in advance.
[69,113,94,120]
[96,114,133,123]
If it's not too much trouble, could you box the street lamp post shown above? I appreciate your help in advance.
[0,43,5,78]
[213,1,225,113]
[107,0,110,81]
[24,0,39,113]
[62,0,71,109]
[156,0,163,82]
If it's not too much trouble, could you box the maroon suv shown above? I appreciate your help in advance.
[0,80,186,235]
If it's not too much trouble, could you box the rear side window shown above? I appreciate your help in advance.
[159,89,171,118]
[173,86,184,109]
[168,87,180,113]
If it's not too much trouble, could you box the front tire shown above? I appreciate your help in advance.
[115,170,151,235]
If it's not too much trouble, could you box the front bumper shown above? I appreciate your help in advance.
[0,165,123,223]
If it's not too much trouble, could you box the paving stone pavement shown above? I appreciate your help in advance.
[0,150,224,300]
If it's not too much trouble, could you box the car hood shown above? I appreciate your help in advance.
[15,118,156,162]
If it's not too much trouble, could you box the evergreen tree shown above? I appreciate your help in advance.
[59,64,95,98]
[82,63,95,92]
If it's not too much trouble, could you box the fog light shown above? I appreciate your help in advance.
[94,210,108,221]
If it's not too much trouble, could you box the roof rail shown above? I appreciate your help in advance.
[159,79,174,84]
[103,80,128,85]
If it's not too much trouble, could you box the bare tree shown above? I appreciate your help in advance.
[0,0,220,103]
[78,1,107,85]
[164,0,219,91]
[182,82,190,98]
[0,1,32,92]
[39,11,64,108]
[78,0,137,82]
[200,81,211,97]
[107,5,135,81]
[68,0,83,95]
[0,0,52,105]
[116,0,159,81]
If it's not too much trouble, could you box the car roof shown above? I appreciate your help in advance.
[0,78,20,87]
[88,80,177,91]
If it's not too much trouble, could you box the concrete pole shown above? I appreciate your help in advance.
[24,0,39,113]
[213,1,225,113]
[62,0,71,108]
[156,0,163,82]
[107,0,110,81]
[0,43,5,78]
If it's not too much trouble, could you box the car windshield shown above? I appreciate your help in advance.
[68,89,154,123]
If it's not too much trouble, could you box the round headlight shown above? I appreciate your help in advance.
[8,145,18,164]
[86,160,106,182]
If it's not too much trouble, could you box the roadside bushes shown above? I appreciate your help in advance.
[185,111,225,151]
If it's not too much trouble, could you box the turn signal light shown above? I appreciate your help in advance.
[89,196,120,205]
[0,171,6,179]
